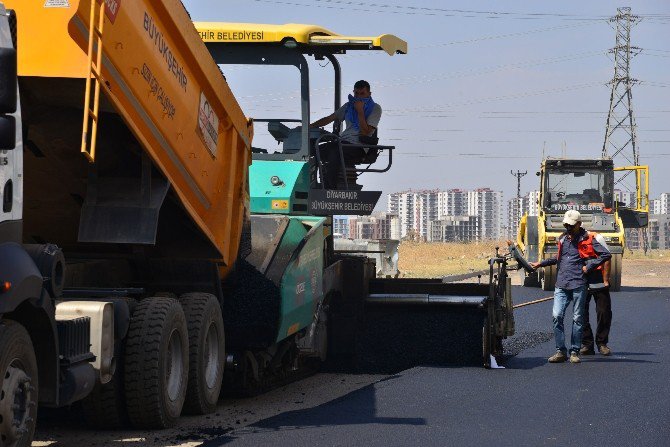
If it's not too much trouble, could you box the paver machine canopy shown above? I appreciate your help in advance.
[196,22,407,216]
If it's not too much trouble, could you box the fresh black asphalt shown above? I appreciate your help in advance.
[202,283,670,447]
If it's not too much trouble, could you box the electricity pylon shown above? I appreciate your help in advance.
[602,7,648,253]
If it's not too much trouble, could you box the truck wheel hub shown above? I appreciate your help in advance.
[166,329,184,402]
[0,364,33,445]
[204,323,220,389]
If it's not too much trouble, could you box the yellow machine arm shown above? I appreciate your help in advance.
[614,165,649,213]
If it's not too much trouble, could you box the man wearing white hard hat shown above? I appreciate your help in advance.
[530,209,611,364]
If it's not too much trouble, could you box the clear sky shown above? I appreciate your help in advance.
[182,0,670,207]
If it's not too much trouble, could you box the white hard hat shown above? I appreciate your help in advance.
[563,209,581,226]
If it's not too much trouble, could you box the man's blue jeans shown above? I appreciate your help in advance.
[552,286,587,354]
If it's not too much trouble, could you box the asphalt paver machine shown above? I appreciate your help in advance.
[197,23,516,374]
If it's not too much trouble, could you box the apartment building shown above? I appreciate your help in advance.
[349,216,376,240]
[347,212,400,240]
[428,215,480,242]
[506,197,524,239]
[468,188,503,240]
[388,190,440,240]
[649,215,670,249]
[652,193,669,215]
[506,190,541,239]
[333,215,350,239]
[527,190,541,216]
[438,189,468,217]
[614,189,636,208]
[389,188,502,241]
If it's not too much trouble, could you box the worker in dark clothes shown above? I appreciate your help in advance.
[581,235,613,356]
[530,210,611,364]
[310,80,382,188]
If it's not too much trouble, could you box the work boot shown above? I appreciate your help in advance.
[598,345,612,356]
[580,346,595,356]
[569,352,581,364]
[548,351,567,363]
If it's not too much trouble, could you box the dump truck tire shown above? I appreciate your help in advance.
[541,264,557,291]
[179,293,225,415]
[80,373,127,429]
[610,253,622,292]
[124,297,189,429]
[0,320,38,447]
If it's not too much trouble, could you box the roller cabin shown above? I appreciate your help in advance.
[517,157,649,291]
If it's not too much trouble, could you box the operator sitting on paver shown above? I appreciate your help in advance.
[310,80,382,188]
[529,210,611,364]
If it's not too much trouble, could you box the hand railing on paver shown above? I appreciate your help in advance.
[314,133,394,190]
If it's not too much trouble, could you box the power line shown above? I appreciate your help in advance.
[394,154,536,159]
[242,81,604,110]
[309,1,608,19]
[391,152,670,158]
[233,49,608,102]
[251,0,611,21]
[479,110,670,114]
[243,106,670,120]
[396,82,605,109]
[252,0,670,24]
[336,22,599,62]
[373,51,607,88]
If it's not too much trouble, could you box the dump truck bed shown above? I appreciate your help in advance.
[8,0,251,269]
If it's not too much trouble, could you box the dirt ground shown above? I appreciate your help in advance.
[398,241,506,278]
[505,257,670,287]
[620,257,670,287]
[399,242,670,288]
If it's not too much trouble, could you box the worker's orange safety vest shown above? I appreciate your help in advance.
[556,231,603,271]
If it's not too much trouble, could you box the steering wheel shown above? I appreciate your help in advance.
[509,244,535,273]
